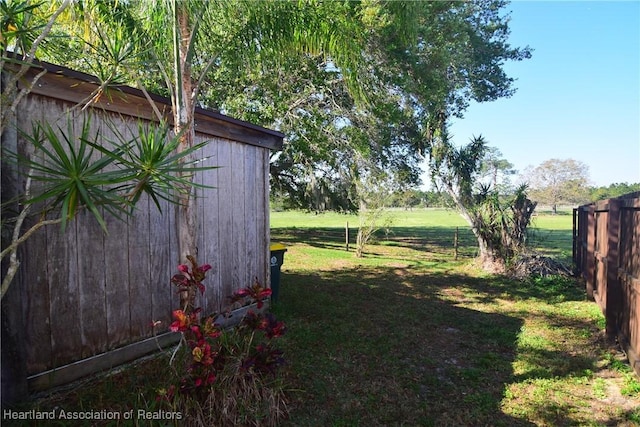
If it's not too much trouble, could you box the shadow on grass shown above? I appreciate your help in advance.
[272,267,533,426]
[273,263,629,426]
[8,250,629,425]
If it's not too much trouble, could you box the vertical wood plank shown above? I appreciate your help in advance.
[260,149,270,286]
[231,142,246,290]
[193,134,207,312]
[244,145,258,286]
[605,198,622,340]
[46,105,82,368]
[101,115,132,349]
[149,193,172,329]
[75,110,107,359]
[17,95,53,374]
[216,140,234,299]
[127,121,152,340]
[198,136,221,314]
[47,101,83,367]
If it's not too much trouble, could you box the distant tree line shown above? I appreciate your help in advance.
[588,182,640,201]
[272,182,640,212]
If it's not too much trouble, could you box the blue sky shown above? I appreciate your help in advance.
[427,0,640,188]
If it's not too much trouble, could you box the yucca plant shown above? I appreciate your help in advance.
[86,120,215,211]
[1,115,215,299]
[16,116,215,231]
[18,117,130,232]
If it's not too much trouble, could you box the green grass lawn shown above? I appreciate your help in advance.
[269,208,639,426]
[271,207,575,264]
[15,208,639,426]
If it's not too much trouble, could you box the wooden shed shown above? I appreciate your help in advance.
[1,59,283,392]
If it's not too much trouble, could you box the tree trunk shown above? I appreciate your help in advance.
[476,236,505,273]
[174,2,198,313]
[0,84,28,404]
[444,186,506,273]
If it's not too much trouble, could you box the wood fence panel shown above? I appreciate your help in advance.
[618,203,640,372]
[575,193,640,376]
[604,199,622,339]
[585,205,596,299]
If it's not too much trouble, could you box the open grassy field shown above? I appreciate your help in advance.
[15,208,639,426]
[270,207,575,263]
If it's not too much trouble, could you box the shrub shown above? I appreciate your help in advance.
[157,258,288,426]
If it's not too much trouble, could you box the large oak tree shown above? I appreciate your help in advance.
[526,158,591,213]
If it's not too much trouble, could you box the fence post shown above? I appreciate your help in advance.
[605,198,622,342]
[572,208,578,272]
[454,227,459,260]
[345,221,349,251]
[585,205,596,300]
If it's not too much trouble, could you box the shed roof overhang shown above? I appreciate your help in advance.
[4,56,284,151]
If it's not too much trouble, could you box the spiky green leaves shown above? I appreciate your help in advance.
[89,121,215,212]
[18,118,129,232]
[16,116,215,232]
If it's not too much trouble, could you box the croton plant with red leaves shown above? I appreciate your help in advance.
[171,255,212,297]
[159,258,286,401]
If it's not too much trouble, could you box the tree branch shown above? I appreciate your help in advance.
[1,0,72,133]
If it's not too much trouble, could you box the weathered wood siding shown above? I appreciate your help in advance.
[4,61,282,389]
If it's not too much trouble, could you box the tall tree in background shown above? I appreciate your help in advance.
[39,0,531,214]
[589,182,640,201]
[207,0,531,211]
[479,146,516,193]
[525,158,590,213]
[13,0,532,266]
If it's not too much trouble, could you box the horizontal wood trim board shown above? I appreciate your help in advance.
[26,302,268,392]
[27,332,180,392]
[14,64,283,151]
